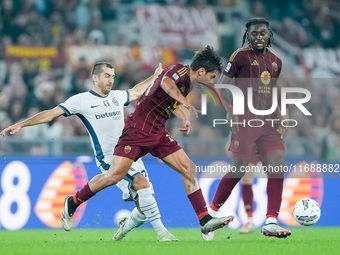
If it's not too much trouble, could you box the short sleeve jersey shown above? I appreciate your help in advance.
[223,46,282,122]
[58,90,145,171]
[128,64,192,133]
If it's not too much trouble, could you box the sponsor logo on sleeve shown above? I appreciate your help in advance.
[172,73,179,80]
[225,62,232,73]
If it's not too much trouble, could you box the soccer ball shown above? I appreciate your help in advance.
[293,198,321,226]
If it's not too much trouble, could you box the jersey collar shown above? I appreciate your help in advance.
[89,90,108,98]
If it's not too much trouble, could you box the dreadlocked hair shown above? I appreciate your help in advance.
[242,17,274,47]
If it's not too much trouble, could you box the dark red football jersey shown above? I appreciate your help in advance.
[127,64,192,133]
[223,45,282,122]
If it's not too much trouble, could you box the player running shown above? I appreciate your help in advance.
[1,62,179,242]
[208,18,291,238]
[63,46,235,240]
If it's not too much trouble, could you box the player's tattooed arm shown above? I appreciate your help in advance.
[165,86,174,96]
[128,63,163,101]
[0,106,64,138]
[161,76,190,105]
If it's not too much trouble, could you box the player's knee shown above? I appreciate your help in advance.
[131,174,150,191]
[234,171,246,179]
[232,157,249,178]
[233,157,250,167]
[265,150,285,166]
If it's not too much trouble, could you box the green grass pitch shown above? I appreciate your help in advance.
[1,228,339,255]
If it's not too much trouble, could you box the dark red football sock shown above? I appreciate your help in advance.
[187,189,209,220]
[266,174,284,218]
[211,172,241,211]
[74,183,96,205]
[242,184,253,217]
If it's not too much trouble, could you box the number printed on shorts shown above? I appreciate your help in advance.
[141,170,148,178]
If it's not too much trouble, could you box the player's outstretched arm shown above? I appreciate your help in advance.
[129,63,163,101]
[0,106,64,138]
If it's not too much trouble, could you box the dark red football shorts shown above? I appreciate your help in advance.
[229,124,284,157]
[114,123,182,161]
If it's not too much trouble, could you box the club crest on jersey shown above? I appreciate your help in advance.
[225,63,232,73]
[172,73,179,81]
[272,62,278,72]
[261,71,271,85]
[124,145,131,154]
[103,100,110,107]
[234,141,239,149]
[112,97,119,106]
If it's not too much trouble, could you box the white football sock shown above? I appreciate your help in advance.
[208,206,218,217]
[124,207,147,233]
[248,217,254,224]
[265,217,277,225]
[137,187,167,236]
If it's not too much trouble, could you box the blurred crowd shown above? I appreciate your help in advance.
[0,0,339,159]
[1,0,339,48]
[248,0,340,48]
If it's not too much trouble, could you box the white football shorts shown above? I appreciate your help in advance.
[99,157,154,202]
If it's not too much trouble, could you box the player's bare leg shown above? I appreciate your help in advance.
[239,168,256,234]
[89,156,134,192]
[162,149,234,239]
[162,149,200,195]
[261,149,291,238]
[112,175,179,241]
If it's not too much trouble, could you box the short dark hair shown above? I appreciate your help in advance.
[242,17,274,47]
[190,45,222,73]
[91,62,113,76]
